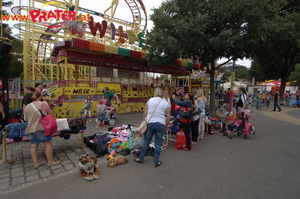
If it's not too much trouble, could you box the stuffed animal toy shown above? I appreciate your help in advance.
[77,154,100,181]
[107,138,123,154]
[106,156,128,167]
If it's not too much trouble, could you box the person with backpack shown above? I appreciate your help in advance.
[173,92,194,151]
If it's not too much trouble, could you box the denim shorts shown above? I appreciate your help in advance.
[28,130,52,144]
[97,112,106,121]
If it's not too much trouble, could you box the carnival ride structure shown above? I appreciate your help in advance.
[6,0,204,118]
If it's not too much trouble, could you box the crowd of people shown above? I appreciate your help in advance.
[1,82,299,169]
[135,86,300,167]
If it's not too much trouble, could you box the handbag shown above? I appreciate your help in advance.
[178,107,193,119]
[138,98,163,134]
[31,102,58,136]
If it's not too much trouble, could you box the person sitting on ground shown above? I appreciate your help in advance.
[23,91,60,168]
[96,100,106,127]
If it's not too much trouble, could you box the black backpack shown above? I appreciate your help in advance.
[95,134,109,157]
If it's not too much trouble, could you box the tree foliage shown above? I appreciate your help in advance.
[249,0,300,97]
[145,0,267,116]
[288,64,300,87]
[0,0,23,78]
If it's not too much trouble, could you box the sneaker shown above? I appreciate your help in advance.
[96,126,100,128]
[278,110,281,112]
[192,141,197,145]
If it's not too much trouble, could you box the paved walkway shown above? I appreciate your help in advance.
[0,113,142,196]
[262,107,300,126]
[0,106,299,196]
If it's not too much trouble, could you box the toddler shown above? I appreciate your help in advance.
[225,112,244,139]
[96,100,106,127]
[41,84,51,97]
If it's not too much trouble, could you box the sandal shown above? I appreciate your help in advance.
[134,158,143,164]
[153,161,162,167]
[34,161,46,169]
[47,161,61,167]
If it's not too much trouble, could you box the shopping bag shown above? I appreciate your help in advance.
[175,129,186,149]
[128,131,144,150]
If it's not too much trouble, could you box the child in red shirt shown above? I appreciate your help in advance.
[225,112,244,139]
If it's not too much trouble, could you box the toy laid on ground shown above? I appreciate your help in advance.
[223,108,255,139]
[77,154,100,181]
[106,155,128,167]
[107,138,123,155]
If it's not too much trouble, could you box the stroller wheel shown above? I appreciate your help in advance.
[237,131,242,136]
[108,119,116,126]
[223,133,228,136]
[244,135,249,139]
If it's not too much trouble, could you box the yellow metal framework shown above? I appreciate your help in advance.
[12,0,147,81]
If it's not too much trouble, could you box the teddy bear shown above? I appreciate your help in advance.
[106,155,128,167]
[77,154,100,181]
[107,138,123,155]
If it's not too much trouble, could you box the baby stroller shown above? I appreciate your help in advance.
[223,107,255,139]
[96,104,118,126]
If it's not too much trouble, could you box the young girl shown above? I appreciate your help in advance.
[225,112,244,139]
[83,96,93,122]
[96,100,106,127]
[265,93,272,111]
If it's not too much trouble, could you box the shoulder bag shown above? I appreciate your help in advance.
[138,98,163,134]
[31,102,58,136]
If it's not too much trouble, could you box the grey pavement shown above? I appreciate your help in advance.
[0,106,300,198]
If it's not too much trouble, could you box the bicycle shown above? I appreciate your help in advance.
[208,100,229,118]
[215,104,229,118]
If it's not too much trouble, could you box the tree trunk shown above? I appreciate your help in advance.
[279,48,298,98]
[209,60,216,117]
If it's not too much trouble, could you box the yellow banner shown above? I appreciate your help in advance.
[96,83,121,95]
[63,83,121,95]
[51,87,64,98]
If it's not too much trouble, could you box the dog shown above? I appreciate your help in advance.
[77,154,100,180]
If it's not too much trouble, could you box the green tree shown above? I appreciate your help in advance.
[0,0,23,78]
[288,64,300,87]
[145,0,265,116]
[250,0,300,97]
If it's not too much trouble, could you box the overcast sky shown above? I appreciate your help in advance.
[4,0,251,67]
